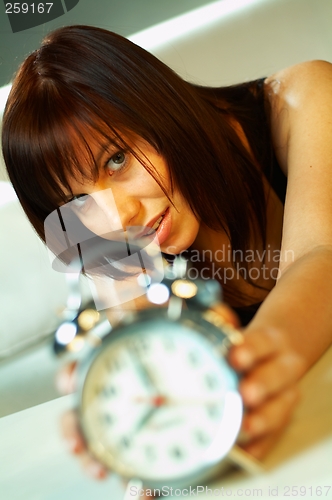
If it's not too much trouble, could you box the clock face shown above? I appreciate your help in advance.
[79,319,242,482]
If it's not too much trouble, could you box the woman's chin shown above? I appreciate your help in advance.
[160,236,196,256]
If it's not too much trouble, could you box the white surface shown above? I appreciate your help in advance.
[0,181,17,206]
[0,341,59,417]
[0,181,93,358]
[0,84,11,116]
[0,187,68,357]
[0,395,125,500]
[149,0,332,85]
[129,0,267,51]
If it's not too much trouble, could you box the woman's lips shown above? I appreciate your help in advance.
[128,208,171,246]
[155,207,171,246]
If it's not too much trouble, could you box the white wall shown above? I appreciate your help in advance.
[146,0,332,85]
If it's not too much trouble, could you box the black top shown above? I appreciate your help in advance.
[230,77,287,325]
[164,78,288,326]
[219,77,287,204]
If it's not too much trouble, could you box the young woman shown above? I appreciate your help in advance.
[2,25,332,479]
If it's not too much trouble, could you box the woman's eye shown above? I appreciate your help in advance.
[107,151,127,172]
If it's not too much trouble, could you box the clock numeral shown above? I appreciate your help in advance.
[101,385,117,397]
[120,436,131,448]
[101,413,115,426]
[169,446,184,459]
[134,337,150,352]
[204,373,219,390]
[106,357,123,372]
[187,350,200,366]
[193,429,210,446]
[206,404,222,419]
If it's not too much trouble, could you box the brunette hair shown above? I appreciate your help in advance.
[2,25,270,298]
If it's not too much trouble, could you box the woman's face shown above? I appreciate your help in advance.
[62,133,200,255]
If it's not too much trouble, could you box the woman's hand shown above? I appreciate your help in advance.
[55,362,109,480]
[55,303,305,482]
[228,326,305,459]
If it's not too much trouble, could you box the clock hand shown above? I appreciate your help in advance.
[133,395,225,406]
[118,403,160,451]
[133,406,159,434]
[129,350,162,393]
[148,417,184,431]
[134,394,167,406]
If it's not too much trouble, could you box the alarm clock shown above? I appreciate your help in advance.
[54,246,260,489]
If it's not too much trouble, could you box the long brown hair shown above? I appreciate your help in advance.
[2,25,269,295]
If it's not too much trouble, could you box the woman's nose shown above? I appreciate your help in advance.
[90,187,140,233]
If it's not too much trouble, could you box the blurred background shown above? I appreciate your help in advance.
[1,0,216,87]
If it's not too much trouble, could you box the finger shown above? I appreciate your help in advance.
[212,303,241,329]
[239,352,304,407]
[60,410,109,479]
[60,409,85,454]
[55,361,77,395]
[123,480,159,500]
[80,451,108,480]
[228,327,289,372]
[240,429,286,461]
[240,386,300,442]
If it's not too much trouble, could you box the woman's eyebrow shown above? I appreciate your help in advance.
[54,139,123,206]
[95,138,121,164]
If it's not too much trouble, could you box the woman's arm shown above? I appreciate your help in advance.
[259,59,332,365]
[229,60,332,457]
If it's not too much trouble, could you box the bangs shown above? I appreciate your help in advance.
[2,25,193,241]
[3,71,164,227]
[29,104,130,207]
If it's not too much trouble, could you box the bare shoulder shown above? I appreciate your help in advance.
[263,60,332,175]
[263,61,332,264]
[265,59,332,90]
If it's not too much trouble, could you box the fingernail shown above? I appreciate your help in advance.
[86,462,107,480]
[67,438,77,453]
[241,383,264,406]
[55,372,69,394]
[235,348,253,369]
[67,438,83,454]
